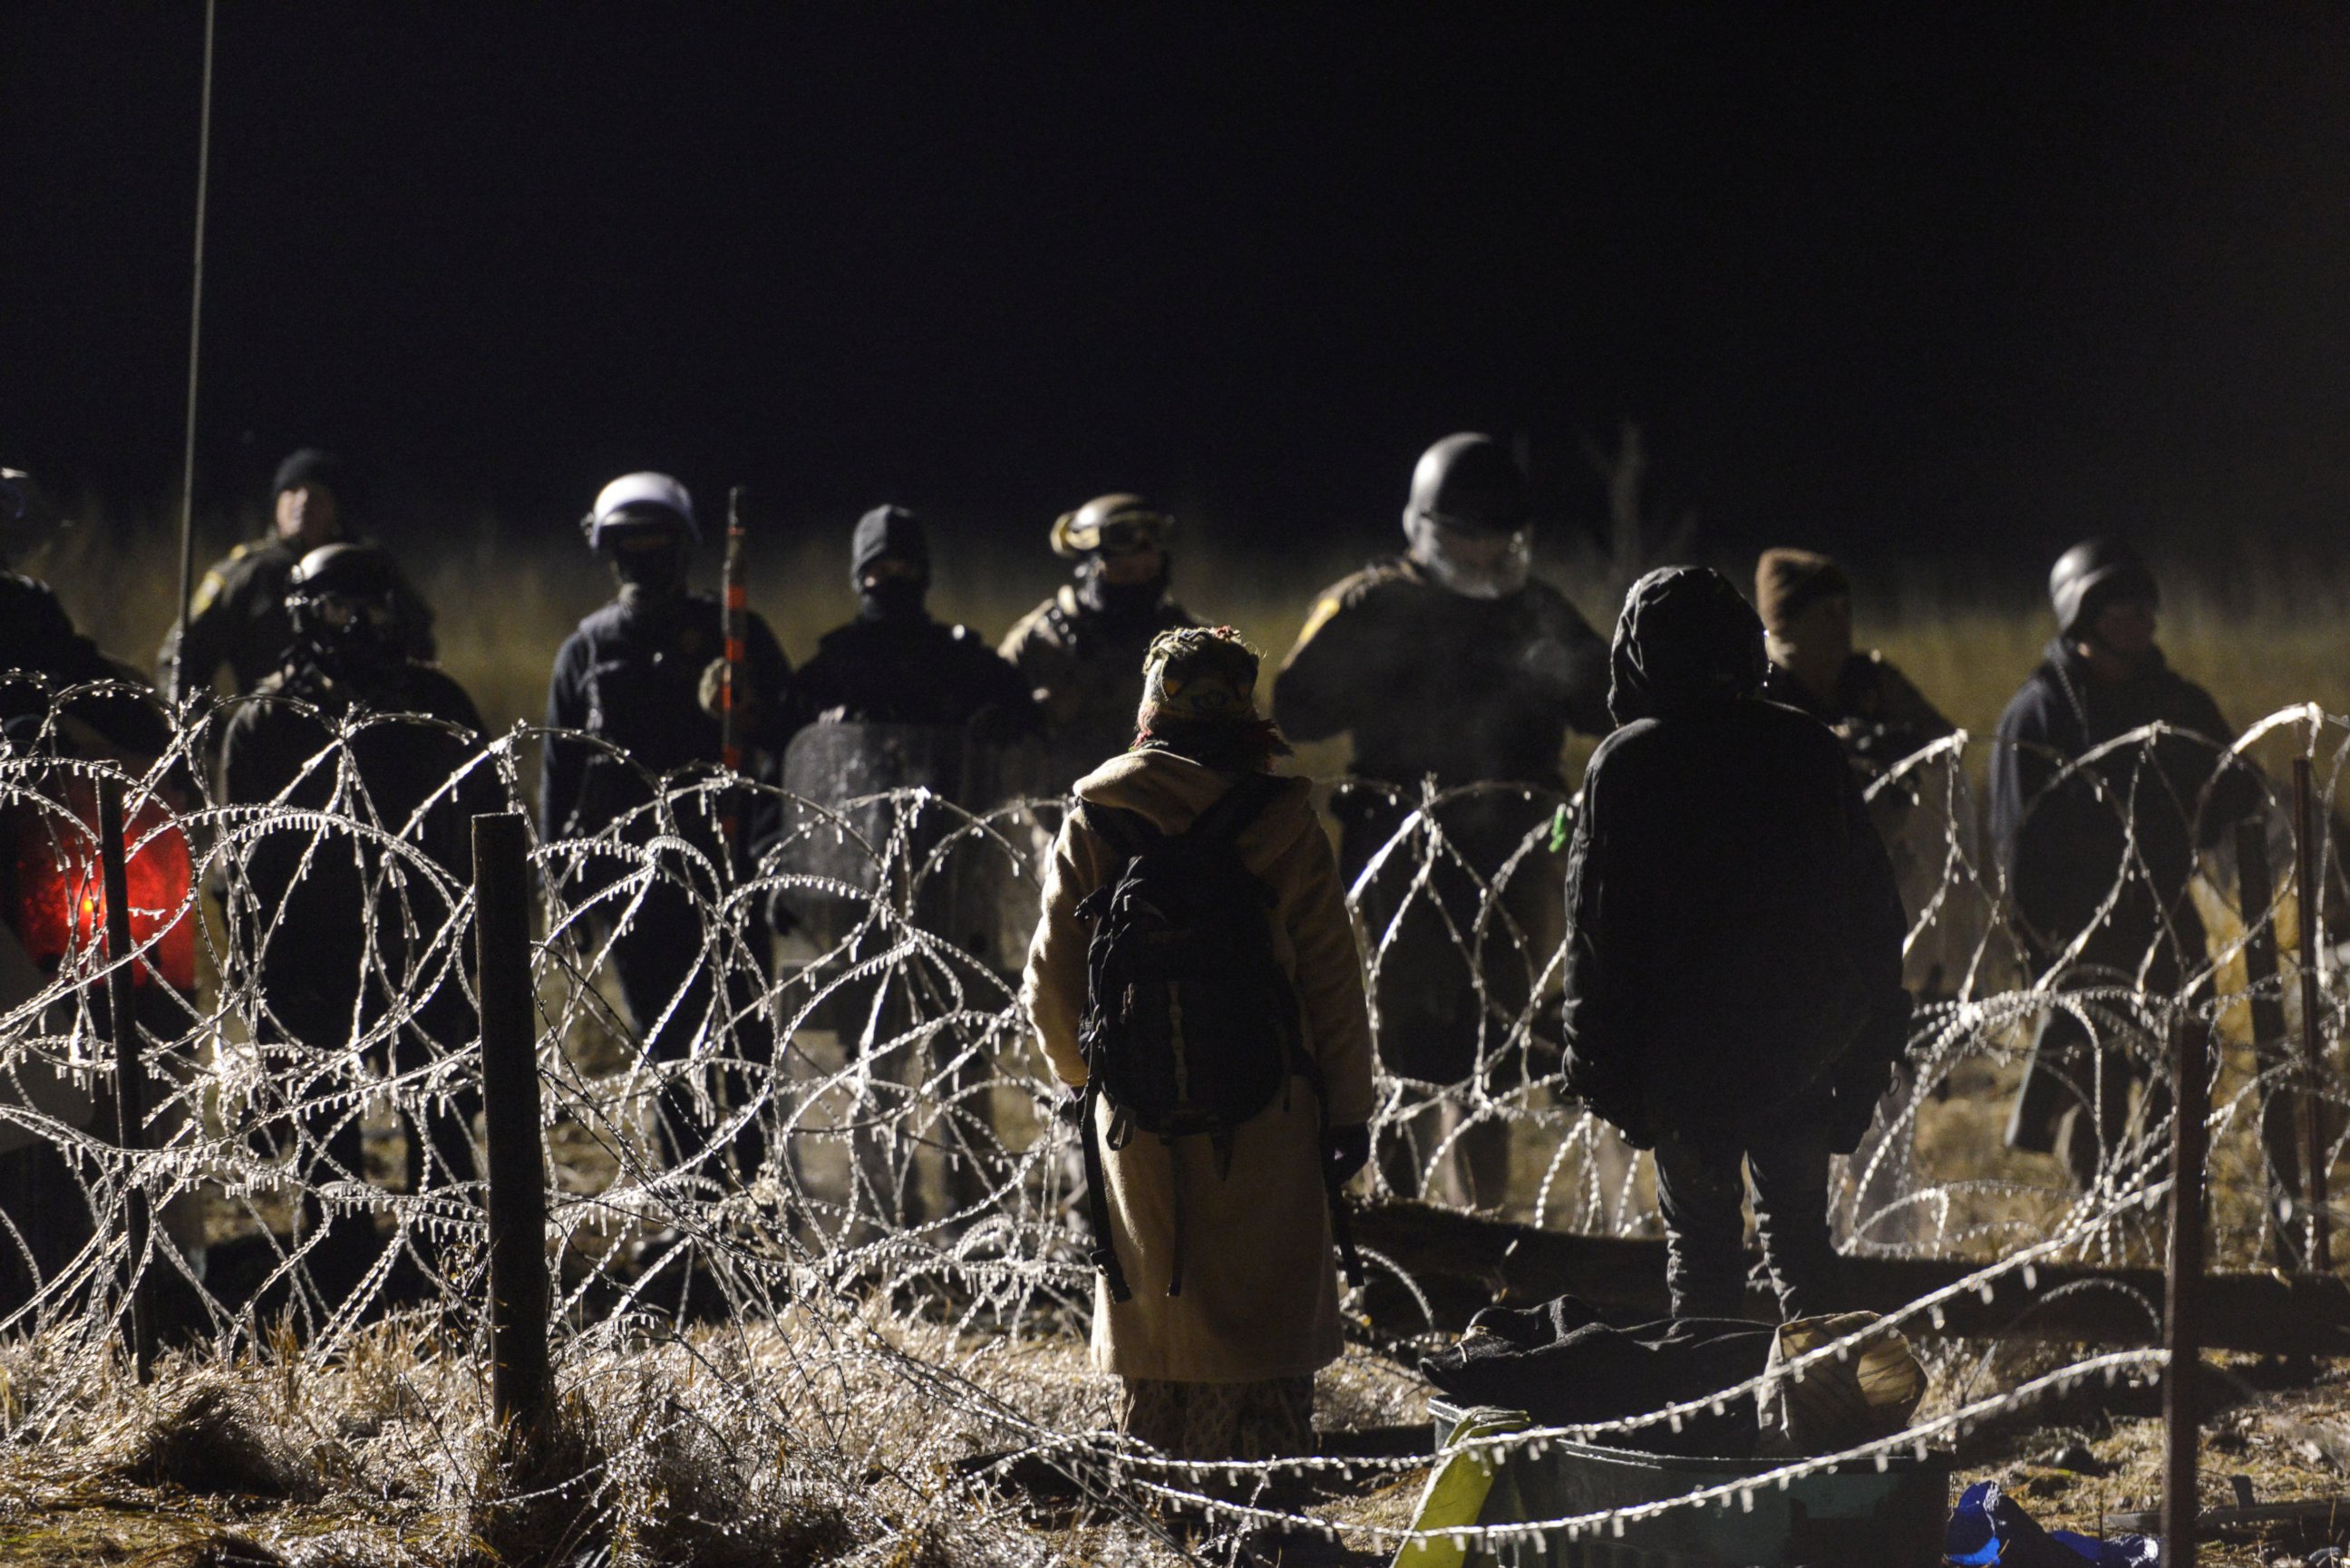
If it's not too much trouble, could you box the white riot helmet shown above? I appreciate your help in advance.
[581,471,699,550]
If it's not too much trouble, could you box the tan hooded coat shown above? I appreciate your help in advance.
[1024,750,1375,1382]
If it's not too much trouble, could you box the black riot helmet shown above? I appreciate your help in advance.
[1401,433,1534,598]
[286,542,406,676]
[2048,537,2158,639]
[1407,433,1533,535]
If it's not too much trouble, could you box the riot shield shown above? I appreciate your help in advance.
[773,721,1038,966]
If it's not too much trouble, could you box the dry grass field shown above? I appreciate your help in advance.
[39,504,2350,771]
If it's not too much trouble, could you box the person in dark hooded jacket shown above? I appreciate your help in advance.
[1560,566,1910,1321]
[1992,539,2260,1186]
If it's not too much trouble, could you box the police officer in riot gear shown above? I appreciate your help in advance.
[792,505,1037,731]
[999,493,1199,778]
[159,449,434,701]
[0,468,173,761]
[220,542,495,1315]
[774,505,1034,1234]
[1993,537,2259,1186]
[1274,433,1610,1208]
[542,472,792,1178]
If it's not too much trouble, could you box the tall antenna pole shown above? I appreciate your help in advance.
[170,0,219,705]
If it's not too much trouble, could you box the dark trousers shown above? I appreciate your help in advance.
[1652,1115,1838,1322]
[605,889,773,1183]
[259,986,481,1322]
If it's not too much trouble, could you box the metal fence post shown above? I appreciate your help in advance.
[2294,758,2332,1271]
[2162,1011,2211,1567]
[96,777,156,1381]
[473,811,550,1433]
[2235,818,2301,1269]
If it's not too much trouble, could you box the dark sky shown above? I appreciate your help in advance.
[5,4,2349,564]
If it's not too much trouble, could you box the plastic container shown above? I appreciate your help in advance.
[1422,1399,1949,1568]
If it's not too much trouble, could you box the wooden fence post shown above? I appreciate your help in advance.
[2163,1011,2212,1567]
[473,811,550,1433]
[96,777,156,1382]
[2294,758,2332,1271]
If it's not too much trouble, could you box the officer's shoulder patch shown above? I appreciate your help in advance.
[1293,595,1344,651]
[188,573,229,618]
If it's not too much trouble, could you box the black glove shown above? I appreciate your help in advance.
[1827,1061,1893,1155]
[1323,1123,1371,1186]
[1564,1048,1655,1150]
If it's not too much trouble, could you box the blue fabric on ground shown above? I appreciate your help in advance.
[1947,1480,2160,1567]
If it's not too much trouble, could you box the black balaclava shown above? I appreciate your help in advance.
[851,505,932,622]
[1607,566,1768,726]
[1074,554,1172,624]
[605,520,692,615]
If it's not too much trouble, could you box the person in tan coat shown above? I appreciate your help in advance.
[1024,627,1375,1462]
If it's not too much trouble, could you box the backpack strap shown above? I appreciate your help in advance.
[1073,800,1160,865]
[1180,770,1294,847]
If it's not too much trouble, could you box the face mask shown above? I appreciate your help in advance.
[299,595,402,680]
[1405,515,1532,600]
[1077,557,1170,619]
[608,537,687,598]
[859,577,927,622]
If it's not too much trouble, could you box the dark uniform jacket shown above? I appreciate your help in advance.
[999,586,1198,771]
[160,537,435,697]
[541,590,791,844]
[1990,638,2258,968]
[1273,557,1609,790]
[1760,652,1954,773]
[0,575,170,756]
[1560,570,1909,1147]
[222,658,493,1039]
[792,614,1035,732]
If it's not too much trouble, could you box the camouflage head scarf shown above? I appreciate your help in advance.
[1133,626,1292,768]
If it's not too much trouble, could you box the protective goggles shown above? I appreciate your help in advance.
[1054,508,1173,558]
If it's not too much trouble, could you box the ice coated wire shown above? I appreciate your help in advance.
[0,673,2339,1550]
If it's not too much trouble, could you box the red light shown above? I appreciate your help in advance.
[10,780,196,992]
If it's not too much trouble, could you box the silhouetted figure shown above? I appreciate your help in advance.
[1755,549,1952,770]
[791,505,1036,731]
[220,543,495,1318]
[1024,628,1373,1461]
[160,449,433,701]
[1994,538,2258,1186]
[1000,493,1199,783]
[1274,432,1608,1210]
[1560,567,1909,1321]
[542,472,791,1180]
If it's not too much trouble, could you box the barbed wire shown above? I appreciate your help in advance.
[0,677,2340,1560]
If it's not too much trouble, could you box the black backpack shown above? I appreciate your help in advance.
[1072,772,1359,1301]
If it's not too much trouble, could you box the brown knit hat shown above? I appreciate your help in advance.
[1754,548,1852,634]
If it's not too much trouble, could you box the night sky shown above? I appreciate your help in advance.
[5,4,2349,566]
